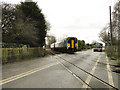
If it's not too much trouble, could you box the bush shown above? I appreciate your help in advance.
[2,42,24,48]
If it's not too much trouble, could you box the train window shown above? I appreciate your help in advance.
[64,40,67,46]
[68,39,71,43]
[74,39,77,43]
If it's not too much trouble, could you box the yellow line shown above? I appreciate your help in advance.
[82,55,101,88]
[106,56,115,87]
[0,62,59,85]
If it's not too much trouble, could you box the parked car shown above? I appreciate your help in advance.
[93,47,102,52]
[93,43,103,52]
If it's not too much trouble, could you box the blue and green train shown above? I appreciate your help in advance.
[51,37,78,53]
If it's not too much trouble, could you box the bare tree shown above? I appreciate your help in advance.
[98,25,110,44]
[47,35,56,48]
[91,40,97,45]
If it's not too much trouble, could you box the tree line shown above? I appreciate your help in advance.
[2,1,50,47]
[78,40,94,51]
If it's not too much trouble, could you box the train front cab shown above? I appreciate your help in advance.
[66,37,78,53]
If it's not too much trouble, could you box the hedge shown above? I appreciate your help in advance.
[2,42,24,48]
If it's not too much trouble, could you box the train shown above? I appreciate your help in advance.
[51,37,78,53]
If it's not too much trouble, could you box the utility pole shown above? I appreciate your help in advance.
[109,6,113,45]
[109,6,113,58]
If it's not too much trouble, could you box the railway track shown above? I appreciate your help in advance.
[66,53,120,76]
[49,51,118,89]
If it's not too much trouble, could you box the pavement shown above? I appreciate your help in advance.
[1,49,120,89]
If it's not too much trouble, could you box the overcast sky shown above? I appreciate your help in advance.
[2,0,118,43]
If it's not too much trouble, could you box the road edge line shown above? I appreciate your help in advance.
[106,56,115,87]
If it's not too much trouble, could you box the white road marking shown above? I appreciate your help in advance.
[58,61,91,88]
[83,53,87,54]
[82,55,101,88]
[106,56,115,87]
[0,62,59,85]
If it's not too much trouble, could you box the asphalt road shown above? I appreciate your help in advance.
[1,49,120,89]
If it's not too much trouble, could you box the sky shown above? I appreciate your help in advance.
[2,0,118,44]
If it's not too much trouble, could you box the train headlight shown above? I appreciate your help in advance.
[67,43,70,49]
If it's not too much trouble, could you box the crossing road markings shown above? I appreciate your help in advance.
[0,62,59,85]
[82,55,101,88]
[106,56,115,87]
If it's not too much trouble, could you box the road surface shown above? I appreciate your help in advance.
[1,50,120,89]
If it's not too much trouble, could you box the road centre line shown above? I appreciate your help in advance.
[106,56,115,87]
[82,55,101,88]
[0,62,59,85]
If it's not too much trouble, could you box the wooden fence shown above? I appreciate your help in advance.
[2,46,45,64]
[106,45,119,60]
